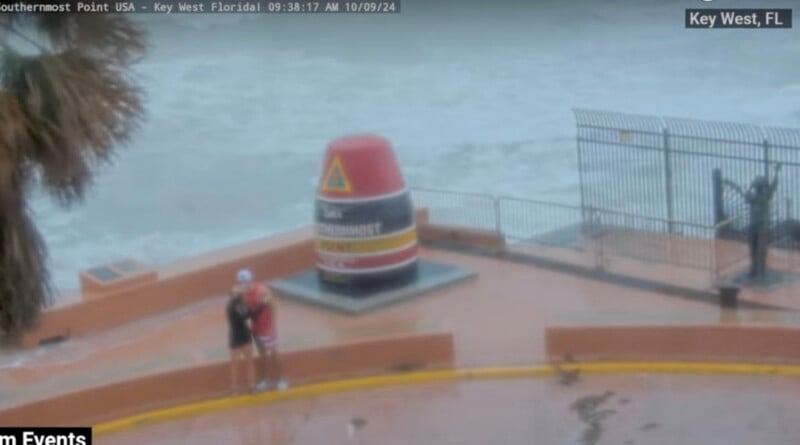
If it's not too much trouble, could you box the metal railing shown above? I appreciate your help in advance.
[500,197,718,271]
[496,196,584,244]
[411,187,500,233]
[412,187,751,287]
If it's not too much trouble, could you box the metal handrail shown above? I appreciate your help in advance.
[410,186,496,201]
[416,187,721,231]
[496,195,586,211]
[712,217,737,234]
[583,206,716,231]
[411,186,755,280]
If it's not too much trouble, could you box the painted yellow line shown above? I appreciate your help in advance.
[92,362,800,437]
[316,227,417,254]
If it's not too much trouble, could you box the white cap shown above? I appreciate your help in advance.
[236,268,253,283]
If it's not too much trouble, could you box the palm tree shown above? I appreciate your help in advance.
[0,12,146,343]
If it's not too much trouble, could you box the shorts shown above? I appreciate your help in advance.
[229,329,252,350]
[254,333,278,350]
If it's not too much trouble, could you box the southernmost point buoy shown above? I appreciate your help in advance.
[314,134,418,290]
[271,134,472,312]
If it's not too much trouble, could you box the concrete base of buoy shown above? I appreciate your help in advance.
[317,262,419,295]
[270,260,476,314]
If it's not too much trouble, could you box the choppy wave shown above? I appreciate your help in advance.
[28,1,800,292]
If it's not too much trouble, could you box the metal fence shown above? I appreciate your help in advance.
[411,188,725,275]
[411,187,499,232]
[573,109,800,238]
[410,112,800,288]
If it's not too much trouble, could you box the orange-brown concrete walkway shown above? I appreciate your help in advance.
[96,374,800,445]
[3,247,798,409]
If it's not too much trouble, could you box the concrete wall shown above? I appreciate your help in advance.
[22,235,316,348]
[1,332,454,426]
[21,210,432,348]
[417,224,505,251]
[546,325,800,363]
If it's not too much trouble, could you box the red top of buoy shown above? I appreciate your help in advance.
[317,134,406,200]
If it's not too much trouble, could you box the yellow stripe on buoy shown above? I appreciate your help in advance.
[315,227,417,254]
[93,362,800,437]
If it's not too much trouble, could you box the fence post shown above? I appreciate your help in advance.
[663,127,675,234]
[763,136,779,249]
[493,196,502,236]
[576,133,588,228]
[712,169,724,236]
[789,198,796,273]
[710,222,721,288]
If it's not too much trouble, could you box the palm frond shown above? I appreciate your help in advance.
[35,13,147,65]
[34,49,144,203]
[0,18,145,205]
[0,12,146,342]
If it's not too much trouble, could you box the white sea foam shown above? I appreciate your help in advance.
[25,0,799,293]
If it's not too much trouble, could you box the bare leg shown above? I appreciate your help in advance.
[256,342,269,383]
[243,346,255,390]
[229,349,240,394]
[265,348,283,382]
[252,340,270,391]
[253,338,267,382]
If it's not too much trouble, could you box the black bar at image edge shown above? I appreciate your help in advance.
[0,1,402,14]
[0,427,93,445]
[686,8,792,29]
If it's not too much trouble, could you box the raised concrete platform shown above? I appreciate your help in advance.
[722,267,800,292]
[270,260,476,314]
[4,239,799,411]
[4,221,800,423]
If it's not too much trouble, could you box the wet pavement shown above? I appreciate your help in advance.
[96,374,800,445]
[0,247,745,408]
[2,245,799,409]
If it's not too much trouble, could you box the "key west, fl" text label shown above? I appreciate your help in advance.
[685,8,792,29]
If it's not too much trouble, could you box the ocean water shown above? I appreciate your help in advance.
[26,0,800,293]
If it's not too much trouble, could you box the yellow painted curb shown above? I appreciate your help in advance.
[93,362,800,437]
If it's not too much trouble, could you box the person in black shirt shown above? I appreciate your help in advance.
[227,290,255,395]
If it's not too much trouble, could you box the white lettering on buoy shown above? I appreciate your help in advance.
[323,208,343,219]
[317,223,383,237]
